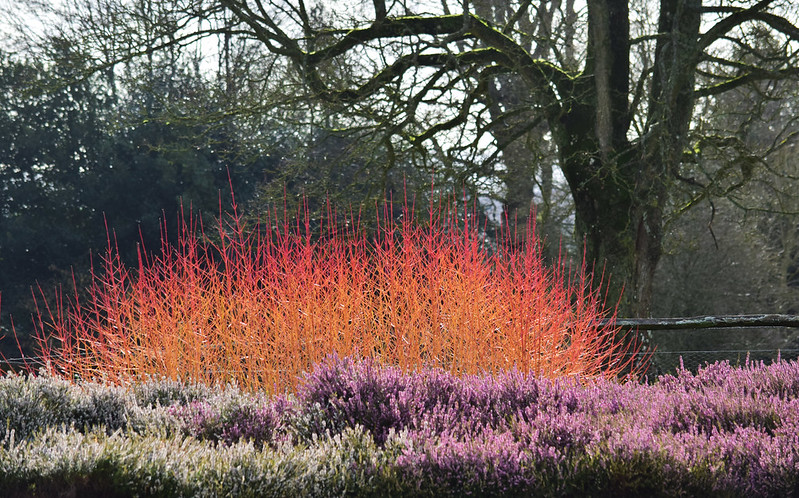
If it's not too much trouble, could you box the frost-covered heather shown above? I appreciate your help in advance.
[3,357,799,496]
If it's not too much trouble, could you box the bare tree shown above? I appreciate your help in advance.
[215,0,799,316]
[6,0,798,317]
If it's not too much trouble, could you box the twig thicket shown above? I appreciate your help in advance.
[30,195,641,392]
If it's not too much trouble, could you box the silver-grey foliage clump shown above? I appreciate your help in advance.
[0,372,217,441]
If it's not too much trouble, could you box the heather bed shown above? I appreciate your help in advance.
[2,356,798,497]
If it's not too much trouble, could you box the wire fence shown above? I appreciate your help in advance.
[627,347,799,378]
[608,315,799,376]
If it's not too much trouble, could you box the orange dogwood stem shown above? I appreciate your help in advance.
[28,193,644,392]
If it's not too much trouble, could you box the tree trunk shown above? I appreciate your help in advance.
[501,137,537,238]
[551,0,700,318]
[475,0,560,251]
[484,74,538,243]
[560,144,661,318]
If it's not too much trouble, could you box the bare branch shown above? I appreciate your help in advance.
[695,66,799,97]
[373,0,386,21]
[699,0,777,51]
[502,0,533,35]
[220,0,301,56]
[305,15,466,65]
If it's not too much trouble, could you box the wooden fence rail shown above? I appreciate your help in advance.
[599,314,799,331]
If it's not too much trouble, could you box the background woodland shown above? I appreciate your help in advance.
[1,0,798,375]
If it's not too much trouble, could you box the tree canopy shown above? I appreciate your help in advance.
[165,0,799,315]
[0,40,281,355]
[2,0,798,322]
